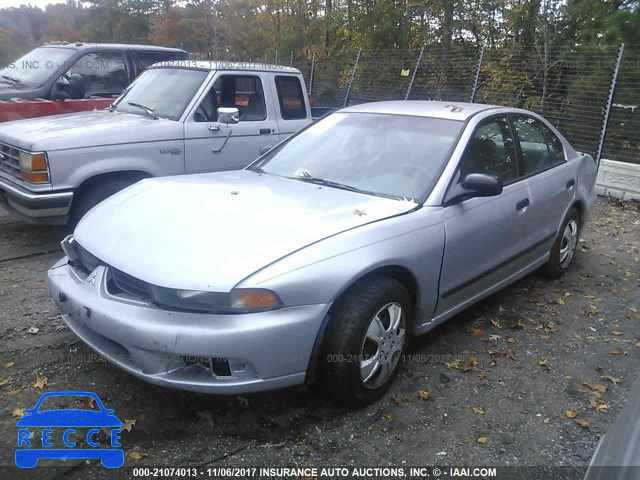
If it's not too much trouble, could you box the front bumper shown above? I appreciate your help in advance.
[0,176,72,224]
[47,258,331,394]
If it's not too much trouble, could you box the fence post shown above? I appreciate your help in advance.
[343,47,362,108]
[275,50,279,65]
[308,52,316,95]
[468,43,486,103]
[404,44,425,100]
[595,43,624,166]
[290,50,294,66]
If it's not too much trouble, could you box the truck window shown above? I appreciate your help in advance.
[275,76,306,120]
[66,52,127,98]
[208,75,266,122]
[132,52,180,77]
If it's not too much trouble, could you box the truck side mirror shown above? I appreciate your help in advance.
[68,73,85,100]
[217,107,239,124]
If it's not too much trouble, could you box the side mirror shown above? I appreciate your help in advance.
[217,107,239,124]
[461,173,503,197]
[259,145,273,156]
[68,73,85,99]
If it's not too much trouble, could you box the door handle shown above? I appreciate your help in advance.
[516,198,530,211]
[259,128,272,135]
[208,125,220,132]
[566,179,575,189]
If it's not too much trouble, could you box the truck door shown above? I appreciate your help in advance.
[183,72,279,173]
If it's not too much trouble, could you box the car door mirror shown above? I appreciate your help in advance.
[217,107,239,124]
[461,173,503,197]
[68,73,86,99]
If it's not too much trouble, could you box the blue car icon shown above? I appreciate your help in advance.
[15,391,124,468]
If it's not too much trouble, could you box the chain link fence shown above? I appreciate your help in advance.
[257,43,638,165]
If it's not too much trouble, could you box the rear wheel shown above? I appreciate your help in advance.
[544,208,580,279]
[320,277,411,406]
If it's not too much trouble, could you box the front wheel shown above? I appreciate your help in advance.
[320,277,412,406]
[544,208,580,279]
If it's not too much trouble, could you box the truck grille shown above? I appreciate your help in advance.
[0,142,21,179]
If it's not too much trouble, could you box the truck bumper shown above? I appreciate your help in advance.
[0,177,72,225]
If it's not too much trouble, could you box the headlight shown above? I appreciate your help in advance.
[19,151,50,183]
[151,287,282,313]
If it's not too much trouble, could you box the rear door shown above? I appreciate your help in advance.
[510,115,575,253]
[436,115,533,317]
[184,72,279,172]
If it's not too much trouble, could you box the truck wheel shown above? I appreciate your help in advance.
[69,177,137,227]
[320,277,411,406]
[543,208,581,279]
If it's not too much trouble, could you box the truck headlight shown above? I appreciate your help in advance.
[19,151,50,183]
[151,287,282,313]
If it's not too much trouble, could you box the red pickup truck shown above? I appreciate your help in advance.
[0,42,187,122]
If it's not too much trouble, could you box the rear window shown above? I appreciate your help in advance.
[275,76,306,120]
[132,52,186,76]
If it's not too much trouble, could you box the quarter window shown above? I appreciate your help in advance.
[460,117,518,185]
[66,52,127,98]
[512,116,565,176]
[275,76,306,120]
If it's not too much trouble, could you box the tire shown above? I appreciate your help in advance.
[543,208,580,279]
[69,177,139,228]
[319,277,412,406]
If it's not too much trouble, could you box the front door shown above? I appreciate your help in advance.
[436,115,533,317]
[184,73,279,173]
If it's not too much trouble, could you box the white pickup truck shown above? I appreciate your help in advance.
[0,61,315,225]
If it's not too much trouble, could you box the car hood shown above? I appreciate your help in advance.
[74,170,417,292]
[0,110,179,152]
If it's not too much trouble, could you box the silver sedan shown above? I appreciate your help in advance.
[48,101,597,406]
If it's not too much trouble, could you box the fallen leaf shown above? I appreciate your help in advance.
[82,397,95,409]
[575,418,590,428]
[583,383,607,393]
[600,376,621,385]
[630,307,638,313]
[472,406,486,415]
[635,342,640,348]
[611,331,623,336]
[6,389,21,396]
[5,362,15,368]
[10,408,25,418]
[565,410,578,419]
[564,375,573,380]
[609,349,628,356]
[477,371,487,380]
[506,337,517,344]
[490,319,502,328]
[556,298,565,306]
[540,335,551,340]
[511,319,525,330]
[382,412,393,420]
[27,327,39,334]
[128,452,147,460]
[353,208,367,217]
[538,359,550,367]
[470,327,485,338]
[476,437,488,444]
[33,376,48,389]
[487,334,500,341]
[0,379,10,387]
[418,389,432,400]
[122,419,136,432]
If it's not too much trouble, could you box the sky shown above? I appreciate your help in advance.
[2,0,67,9]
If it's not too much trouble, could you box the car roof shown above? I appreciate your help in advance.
[149,60,302,75]
[41,43,186,54]
[341,100,501,121]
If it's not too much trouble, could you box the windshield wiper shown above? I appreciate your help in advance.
[247,165,265,173]
[0,74,20,84]
[127,102,158,119]
[108,103,117,112]
[290,176,375,195]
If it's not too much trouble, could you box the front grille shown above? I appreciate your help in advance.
[111,268,152,300]
[74,242,101,274]
[0,142,21,179]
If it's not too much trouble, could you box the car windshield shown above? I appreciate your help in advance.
[253,112,463,201]
[36,395,100,412]
[113,68,208,120]
[0,47,76,87]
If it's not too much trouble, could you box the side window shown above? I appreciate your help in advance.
[209,75,266,122]
[275,76,306,120]
[512,116,564,176]
[132,52,174,76]
[67,52,127,98]
[460,117,518,185]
